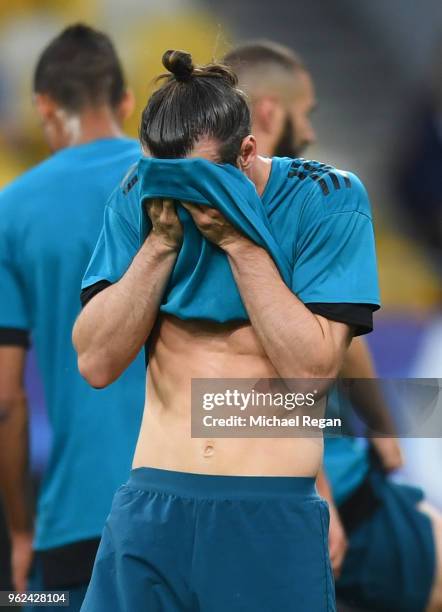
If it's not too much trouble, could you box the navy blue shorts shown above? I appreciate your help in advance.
[81,467,336,611]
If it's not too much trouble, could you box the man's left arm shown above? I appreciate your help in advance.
[183,173,380,381]
[0,208,33,591]
[0,346,33,592]
[183,205,362,379]
[226,239,352,378]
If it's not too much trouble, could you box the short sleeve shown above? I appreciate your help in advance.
[293,174,380,308]
[0,211,31,344]
[81,167,141,291]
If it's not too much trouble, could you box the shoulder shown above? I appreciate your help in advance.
[110,161,140,203]
[106,161,142,228]
[0,155,56,202]
[280,158,372,226]
[120,162,140,195]
[0,157,61,234]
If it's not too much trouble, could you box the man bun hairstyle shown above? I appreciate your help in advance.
[162,50,194,82]
[160,49,238,86]
[140,49,250,165]
[34,23,126,113]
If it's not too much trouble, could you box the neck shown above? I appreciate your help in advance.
[60,106,123,148]
[246,156,273,196]
[251,128,276,158]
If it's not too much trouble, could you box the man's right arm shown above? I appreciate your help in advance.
[74,231,177,388]
[73,198,182,388]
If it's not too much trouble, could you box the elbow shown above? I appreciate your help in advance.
[77,353,116,389]
[73,320,117,389]
[312,359,341,381]
[283,355,341,382]
[299,361,340,381]
[282,360,339,399]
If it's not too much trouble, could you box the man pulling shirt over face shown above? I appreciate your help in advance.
[75,50,379,612]
[82,157,378,333]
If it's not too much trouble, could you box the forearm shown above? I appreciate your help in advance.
[226,242,350,379]
[340,337,396,434]
[0,392,32,535]
[73,233,177,387]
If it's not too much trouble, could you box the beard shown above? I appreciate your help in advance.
[273,115,307,159]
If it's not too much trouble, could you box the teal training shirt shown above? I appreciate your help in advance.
[139,157,291,321]
[0,138,145,550]
[262,157,380,310]
[83,157,380,330]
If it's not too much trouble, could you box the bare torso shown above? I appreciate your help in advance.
[132,314,323,477]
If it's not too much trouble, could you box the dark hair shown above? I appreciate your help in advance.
[33,23,125,113]
[139,50,251,165]
[224,40,304,78]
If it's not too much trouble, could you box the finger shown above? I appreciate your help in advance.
[162,199,176,212]
[205,207,222,219]
[160,200,178,222]
[180,203,211,228]
[161,199,181,224]
[181,201,203,215]
[330,548,341,566]
[145,198,161,218]
[182,202,221,220]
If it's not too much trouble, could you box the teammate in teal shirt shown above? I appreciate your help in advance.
[225,41,438,612]
[0,25,144,611]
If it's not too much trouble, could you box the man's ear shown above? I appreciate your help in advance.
[33,93,58,122]
[116,89,135,123]
[253,96,284,134]
[239,135,257,170]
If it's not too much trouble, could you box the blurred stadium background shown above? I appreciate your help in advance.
[0,0,441,585]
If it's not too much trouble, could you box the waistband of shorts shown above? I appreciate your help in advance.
[128,467,318,500]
